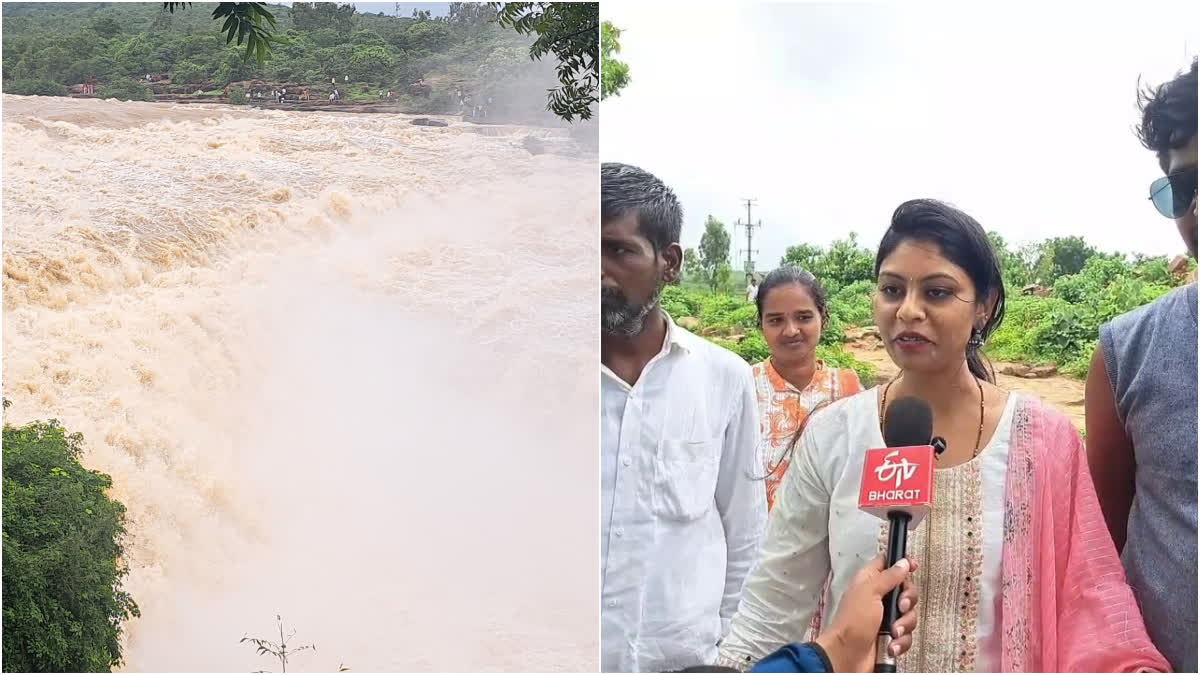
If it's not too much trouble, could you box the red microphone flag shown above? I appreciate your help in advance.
[858,445,936,528]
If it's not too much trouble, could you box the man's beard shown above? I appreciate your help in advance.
[602,281,665,338]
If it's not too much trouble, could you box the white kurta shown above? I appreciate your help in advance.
[718,387,1018,672]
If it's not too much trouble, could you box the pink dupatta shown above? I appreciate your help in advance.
[1001,397,1170,673]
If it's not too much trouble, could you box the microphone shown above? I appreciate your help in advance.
[858,397,935,673]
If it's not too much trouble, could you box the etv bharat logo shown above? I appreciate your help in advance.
[874,450,917,488]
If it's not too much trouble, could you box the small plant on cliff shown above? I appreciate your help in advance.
[3,418,139,672]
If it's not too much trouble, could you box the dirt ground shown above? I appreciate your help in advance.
[845,338,1085,432]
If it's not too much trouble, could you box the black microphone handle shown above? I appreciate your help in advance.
[882,511,911,628]
[875,511,912,673]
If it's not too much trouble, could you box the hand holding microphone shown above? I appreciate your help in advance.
[812,555,920,673]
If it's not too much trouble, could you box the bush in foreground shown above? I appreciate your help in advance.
[3,418,139,673]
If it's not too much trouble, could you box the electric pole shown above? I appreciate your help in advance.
[736,198,761,278]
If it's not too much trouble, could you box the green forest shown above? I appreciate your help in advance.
[1,2,593,121]
[672,220,1195,383]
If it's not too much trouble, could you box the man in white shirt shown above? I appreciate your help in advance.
[746,275,758,304]
[600,162,767,673]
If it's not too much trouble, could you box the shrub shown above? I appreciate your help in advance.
[817,343,877,385]
[3,419,139,672]
[830,280,875,327]
[4,78,69,96]
[98,78,153,102]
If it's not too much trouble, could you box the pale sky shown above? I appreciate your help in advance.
[601,2,1199,270]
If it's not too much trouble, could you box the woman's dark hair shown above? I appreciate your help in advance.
[750,266,834,479]
[754,265,830,328]
[874,198,1005,383]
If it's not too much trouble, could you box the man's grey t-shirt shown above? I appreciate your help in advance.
[1099,282,1197,672]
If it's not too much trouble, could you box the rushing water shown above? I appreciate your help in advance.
[2,95,598,672]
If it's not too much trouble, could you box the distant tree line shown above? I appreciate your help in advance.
[1,2,597,121]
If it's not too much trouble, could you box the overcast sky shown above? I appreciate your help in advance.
[601,2,1198,269]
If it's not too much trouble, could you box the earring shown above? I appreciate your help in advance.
[968,326,984,349]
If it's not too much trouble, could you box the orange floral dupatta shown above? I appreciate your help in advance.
[752,360,862,512]
[751,359,861,642]
[1001,398,1169,673]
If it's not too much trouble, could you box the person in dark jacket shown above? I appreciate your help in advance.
[675,555,919,673]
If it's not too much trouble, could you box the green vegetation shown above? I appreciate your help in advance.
[675,221,1193,380]
[988,253,1186,376]
[164,2,284,65]
[493,2,598,121]
[695,215,734,292]
[600,21,629,99]
[1,2,596,122]
[660,285,879,384]
[98,78,154,102]
[3,78,69,96]
[3,415,139,673]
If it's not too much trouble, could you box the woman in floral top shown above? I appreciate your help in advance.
[752,266,863,511]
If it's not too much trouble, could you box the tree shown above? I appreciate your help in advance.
[781,233,873,293]
[1035,235,1098,282]
[26,45,70,81]
[3,420,140,672]
[699,216,732,292]
[492,2,599,122]
[348,45,394,82]
[64,57,117,85]
[780,242,824,273]
[99,79,155,102]
[406,21,452,52]
[448,2,498,30]
[988,231,1034,289]
[113,34,162,78]
[821,233,875,290]
[4,79,69,96]
[2,2,583,119]
[308,27,342,49]
[600,21,630,99]
[683,247,703,284]
[350,29,386,48]
[292,2,359,34]
[173,60,208,84]
[91,16,123,38]
[162,3,285,65]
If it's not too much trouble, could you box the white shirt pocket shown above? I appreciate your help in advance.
[653,437,721,521]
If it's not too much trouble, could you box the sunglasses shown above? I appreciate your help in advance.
[1149,166,1197,219]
